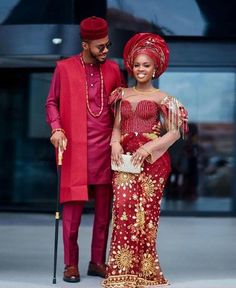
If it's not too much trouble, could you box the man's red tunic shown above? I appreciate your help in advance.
[46,54,123,203]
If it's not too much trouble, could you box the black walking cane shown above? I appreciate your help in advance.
[52,146,63,284]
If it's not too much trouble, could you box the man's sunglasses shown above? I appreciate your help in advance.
[97,42,112,53]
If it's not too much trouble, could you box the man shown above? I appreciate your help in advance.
[46,16,125,283]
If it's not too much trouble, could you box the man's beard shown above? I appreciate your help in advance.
[90,49,106,63]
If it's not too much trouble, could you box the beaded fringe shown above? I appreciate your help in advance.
[164,95,186,139]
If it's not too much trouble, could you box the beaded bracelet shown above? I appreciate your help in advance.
[110,139,120,146]
[51,128,65,135]
[140,146,151,155]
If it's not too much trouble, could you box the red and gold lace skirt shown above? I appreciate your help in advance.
[103,133,171,288]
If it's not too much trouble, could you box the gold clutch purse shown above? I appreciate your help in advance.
[111,154,141,174]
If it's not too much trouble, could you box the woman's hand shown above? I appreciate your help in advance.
[131,146,150,167]
[111,142,124,166]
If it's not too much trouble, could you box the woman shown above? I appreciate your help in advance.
[103,33,188,288]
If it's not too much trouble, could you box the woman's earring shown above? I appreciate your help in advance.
[152,71,155,78]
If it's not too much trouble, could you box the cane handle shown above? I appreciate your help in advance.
[58,145,63,166]
[55,212,60,219]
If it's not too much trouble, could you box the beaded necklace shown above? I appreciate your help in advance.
[80,54,104,117]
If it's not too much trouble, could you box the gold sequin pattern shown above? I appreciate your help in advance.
[103,150,170,288]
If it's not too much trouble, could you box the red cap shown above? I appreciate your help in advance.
[80,16,108,40]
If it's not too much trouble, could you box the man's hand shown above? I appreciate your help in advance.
[50,131,67,152]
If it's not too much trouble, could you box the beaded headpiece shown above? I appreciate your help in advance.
[123,33,169,78]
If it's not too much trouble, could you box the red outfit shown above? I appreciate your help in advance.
[63,185,112,266]
[103,89,188,287]
[85,63,114,184]
[46,55,123,201]
[46,54,124,267]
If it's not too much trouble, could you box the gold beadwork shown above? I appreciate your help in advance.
[80,55,104,117]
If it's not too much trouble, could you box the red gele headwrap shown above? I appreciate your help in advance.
[123,33,169,78]
[80,16,108,40]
